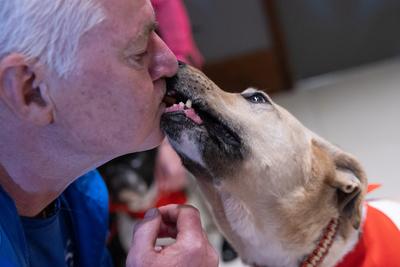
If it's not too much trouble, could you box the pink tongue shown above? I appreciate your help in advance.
[164,104,203,125]
[184,108,203,124]
[165,104,184,113]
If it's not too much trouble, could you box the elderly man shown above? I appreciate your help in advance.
[0,0,218,266]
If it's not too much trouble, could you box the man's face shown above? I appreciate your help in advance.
[48,0,178,159]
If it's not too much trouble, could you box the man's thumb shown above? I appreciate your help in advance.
[131,208,161,250]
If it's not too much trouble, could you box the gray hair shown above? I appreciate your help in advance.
[0,0,105,77]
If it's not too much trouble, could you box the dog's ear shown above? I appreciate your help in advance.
[311,138,367,229]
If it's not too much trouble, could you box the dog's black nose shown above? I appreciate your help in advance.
[166,75,178,91]
[178,61,186,68]
[166,61,184,91]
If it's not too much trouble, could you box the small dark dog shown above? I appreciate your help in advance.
[98,149,158,209]
[98,149,158,267]
[98,148,239,266]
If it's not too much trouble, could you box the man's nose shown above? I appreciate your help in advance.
[150,34,179,81]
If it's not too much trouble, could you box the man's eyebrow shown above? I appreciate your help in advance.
[145,20,158,35]
[123,21,158,55]
[129,20,158,44]
[138,20,158,40]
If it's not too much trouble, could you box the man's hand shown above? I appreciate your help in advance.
[127,204,219,267]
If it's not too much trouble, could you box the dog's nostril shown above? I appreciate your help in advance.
[178,61,186,68]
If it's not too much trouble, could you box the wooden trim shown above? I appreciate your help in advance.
[262,0,293,90]
[202,0,293,94]
[203,49,287,94]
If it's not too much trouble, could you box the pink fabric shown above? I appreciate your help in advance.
[151,0,204,68]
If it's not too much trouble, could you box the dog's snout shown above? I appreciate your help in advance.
[165,61,190,92]
[166,62,218,96]
[178,61,187,68]
[166,75,178,91]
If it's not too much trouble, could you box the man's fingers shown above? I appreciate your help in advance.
[157,204,218,266]
[131,208,162,251]
[158,204,204,242]
[158,220,178,238]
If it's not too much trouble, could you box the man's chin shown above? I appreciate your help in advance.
[131,104,167,152]
[135,128,165,152]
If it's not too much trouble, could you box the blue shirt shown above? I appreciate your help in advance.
[20,198,76,267]
[0,170,113,267]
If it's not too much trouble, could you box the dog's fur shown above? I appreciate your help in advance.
[160,64,381,267]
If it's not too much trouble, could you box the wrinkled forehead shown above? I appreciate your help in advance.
[100,0,155,30]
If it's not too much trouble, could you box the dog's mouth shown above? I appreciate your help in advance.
[163,89,203,125]
[161,87,241,149]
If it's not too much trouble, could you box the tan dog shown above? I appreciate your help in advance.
[160,63,400,267]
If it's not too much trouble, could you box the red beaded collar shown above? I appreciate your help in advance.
[300,218,339,267]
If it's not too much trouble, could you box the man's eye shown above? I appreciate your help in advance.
[244,93,269,104]
[134,51,148,61]
[127,51,148,65]
[135,50,147,60]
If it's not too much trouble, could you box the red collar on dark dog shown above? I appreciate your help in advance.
[109,190,187,218]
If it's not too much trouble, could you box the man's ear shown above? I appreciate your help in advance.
[0,53,54,126]
[311,138,367,229]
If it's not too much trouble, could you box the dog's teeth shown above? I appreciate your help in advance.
[186,99,192,109]
[179,102,185,108]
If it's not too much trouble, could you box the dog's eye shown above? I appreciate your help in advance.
[244,93,269,104]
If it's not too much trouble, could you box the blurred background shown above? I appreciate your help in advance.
[184,0,400,200]
[101,1,400,266]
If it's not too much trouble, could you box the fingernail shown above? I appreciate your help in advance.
[144,208,158,219]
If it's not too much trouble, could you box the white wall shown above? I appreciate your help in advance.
[274,58,400,200]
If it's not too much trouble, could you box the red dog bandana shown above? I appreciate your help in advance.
[335,185,400,267]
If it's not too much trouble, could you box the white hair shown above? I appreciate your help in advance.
[0,0,105,77]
